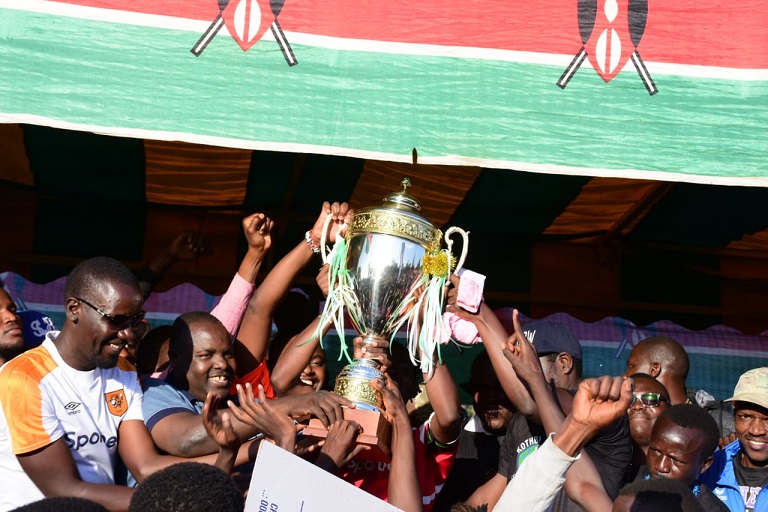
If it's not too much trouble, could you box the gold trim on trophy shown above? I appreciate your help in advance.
[334,375,384,410]
[347,210,442,252]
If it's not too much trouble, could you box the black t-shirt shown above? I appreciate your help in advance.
[733,451,768,512]
[498,411,545,480]
[497,410,632,510]
[433,420,504,512]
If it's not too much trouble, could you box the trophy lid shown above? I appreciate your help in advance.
[382,178,421,213]
[348,177,442,251]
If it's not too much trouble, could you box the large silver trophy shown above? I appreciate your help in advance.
[303,178,468,459]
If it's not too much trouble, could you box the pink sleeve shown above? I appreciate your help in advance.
[210,273,256,337]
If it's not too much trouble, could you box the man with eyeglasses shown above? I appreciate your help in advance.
[700,367,768,512]
[0,257,228,511]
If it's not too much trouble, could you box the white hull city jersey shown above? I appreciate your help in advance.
[0,332,143,511]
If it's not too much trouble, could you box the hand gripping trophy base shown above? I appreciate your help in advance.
[302,340,393,461]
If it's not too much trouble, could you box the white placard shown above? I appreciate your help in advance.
[246,441,403,512]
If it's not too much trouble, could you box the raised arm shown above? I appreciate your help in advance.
[445,275,539,419]
[423,353,462,446]
[373,377,423,512]
[494,376,633,512]
[234,202,352,378]
[211,213,273,338]
[137,231,208,299]
[501,309,613,512]
[501,308,565,434]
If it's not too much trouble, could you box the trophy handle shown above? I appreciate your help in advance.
[445,227,469,273]
[319,213,334,264]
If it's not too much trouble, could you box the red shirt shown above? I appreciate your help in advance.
[338,420,457,512]
[231,358,276,399]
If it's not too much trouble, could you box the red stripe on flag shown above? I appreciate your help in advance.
[52,0,768,68]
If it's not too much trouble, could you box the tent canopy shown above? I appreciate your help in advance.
[3,124,768,335]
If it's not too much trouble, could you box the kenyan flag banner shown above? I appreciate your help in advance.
[1,0,767,185]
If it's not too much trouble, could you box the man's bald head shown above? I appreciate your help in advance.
[625,336,689,382]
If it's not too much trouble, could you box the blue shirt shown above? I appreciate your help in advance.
[141,377,205,433]
[700,440,768,512]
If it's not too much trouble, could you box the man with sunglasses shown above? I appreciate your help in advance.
[0,257,220,511]
[700,367,768,512]
[625,373,670,482]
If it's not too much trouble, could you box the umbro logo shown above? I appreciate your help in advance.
[65,402,82,415]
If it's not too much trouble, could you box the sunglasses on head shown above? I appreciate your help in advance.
[630,392,669,408]
[75,297,146,331]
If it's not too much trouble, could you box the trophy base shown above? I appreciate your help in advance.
[302,407,392,462]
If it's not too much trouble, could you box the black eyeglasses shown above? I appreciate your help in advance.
[75,297,146,331]
[630,392,669,408]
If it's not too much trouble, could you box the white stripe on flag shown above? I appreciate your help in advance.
[3,112,768,188]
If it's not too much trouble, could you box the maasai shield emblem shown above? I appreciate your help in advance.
[190,0,297,66]
[558,0,657,94]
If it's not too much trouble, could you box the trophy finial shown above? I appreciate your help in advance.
[383,177,420,212]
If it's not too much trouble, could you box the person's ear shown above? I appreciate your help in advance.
[559,353,574,375]
[65,297,80,323]
[699,455,714,475]
[648,362,661,378]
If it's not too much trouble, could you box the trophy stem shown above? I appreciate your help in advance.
[360,336,384,367]
[356,356,381,371]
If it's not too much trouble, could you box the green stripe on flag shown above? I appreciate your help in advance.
[1,9,767,182]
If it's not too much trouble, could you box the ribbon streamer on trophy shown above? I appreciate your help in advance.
[314,178,469,410]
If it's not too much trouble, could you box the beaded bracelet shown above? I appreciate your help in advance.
[304,230,321,254]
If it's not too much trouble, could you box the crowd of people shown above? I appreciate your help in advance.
[0,201,766,512]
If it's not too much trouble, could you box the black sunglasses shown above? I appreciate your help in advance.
[630,392,669,408]
[75,297,146,331]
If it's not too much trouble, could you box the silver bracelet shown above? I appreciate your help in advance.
[304,230,321,254]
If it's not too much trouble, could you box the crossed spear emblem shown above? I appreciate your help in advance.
[558,0,657,95]
[191,0,297,66]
